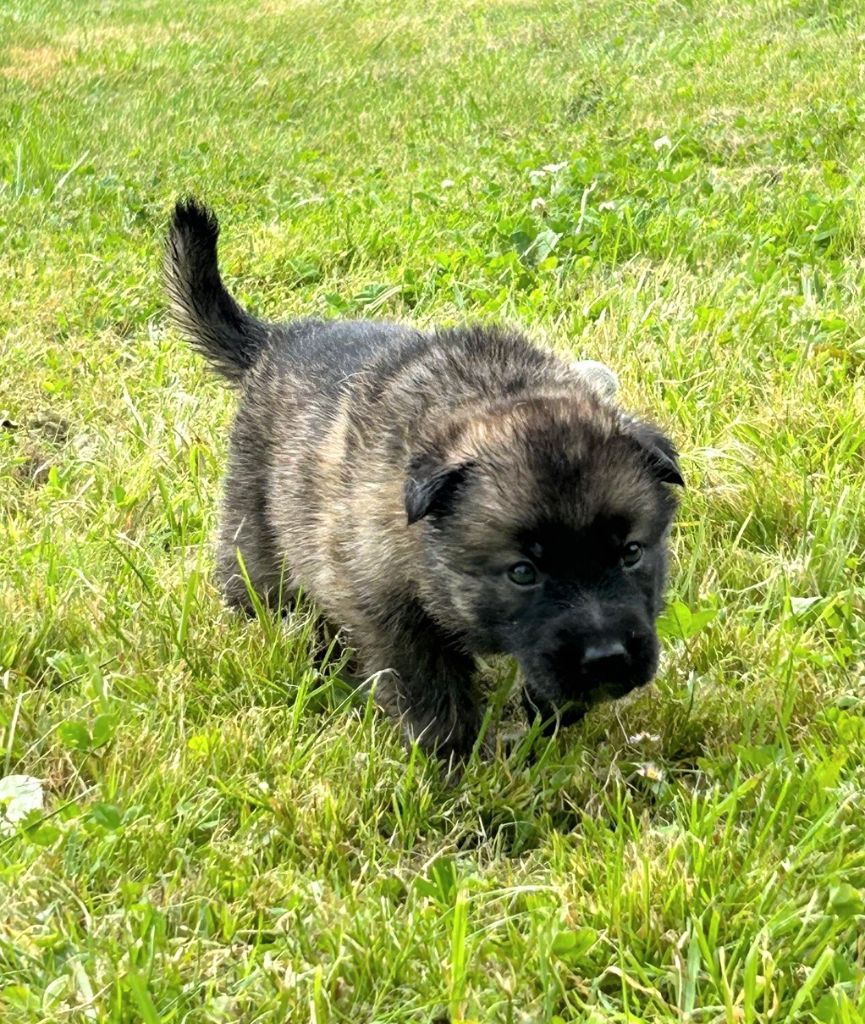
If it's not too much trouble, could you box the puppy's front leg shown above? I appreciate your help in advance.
[365,627,482,761]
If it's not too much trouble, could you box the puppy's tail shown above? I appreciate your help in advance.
[165,197,268,384]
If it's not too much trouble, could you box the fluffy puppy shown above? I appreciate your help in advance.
[165,198,683,759]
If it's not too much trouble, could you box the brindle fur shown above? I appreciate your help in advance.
[165,198,684,760]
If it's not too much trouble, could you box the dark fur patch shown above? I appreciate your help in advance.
[165,198,684,759]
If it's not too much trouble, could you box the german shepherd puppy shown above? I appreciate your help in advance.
[165,198,683,760]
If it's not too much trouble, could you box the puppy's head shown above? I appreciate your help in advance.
[405,390,683,728]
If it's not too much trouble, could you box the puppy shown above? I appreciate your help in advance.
[165,198,683,759]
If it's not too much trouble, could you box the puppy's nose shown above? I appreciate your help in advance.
[581,640,628,671]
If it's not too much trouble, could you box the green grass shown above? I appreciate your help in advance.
[1,0,864,1019]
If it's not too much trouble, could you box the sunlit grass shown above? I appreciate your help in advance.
[1,0,864,1020]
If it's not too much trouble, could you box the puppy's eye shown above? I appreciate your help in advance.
[507,561,537,586]
[621,542,643,568]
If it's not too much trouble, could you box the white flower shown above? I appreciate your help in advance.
[790,595,821,615]
[599,200,617,212]
[0,774,44,833]
[653,135,672,151]
[542,162,567,173]
[637,762,665,782]
[441,179,455,189]
[628,732,661,745]
[531,197,547,213]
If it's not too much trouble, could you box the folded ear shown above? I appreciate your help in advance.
[629,421,684,487]
[404,454,472,524]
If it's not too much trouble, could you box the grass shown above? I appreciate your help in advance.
[1,0,864,1019]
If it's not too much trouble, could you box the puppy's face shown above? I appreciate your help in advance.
[406,394,683,727]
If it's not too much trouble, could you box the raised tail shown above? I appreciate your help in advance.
[164,197,268,383]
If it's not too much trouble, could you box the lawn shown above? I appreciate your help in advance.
[1,0,864,1020]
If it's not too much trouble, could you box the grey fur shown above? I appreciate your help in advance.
[165,198,684,760]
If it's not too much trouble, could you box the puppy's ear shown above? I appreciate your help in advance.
[629,421,684,487]
[405,455,472,524]
[571,359,619,400]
